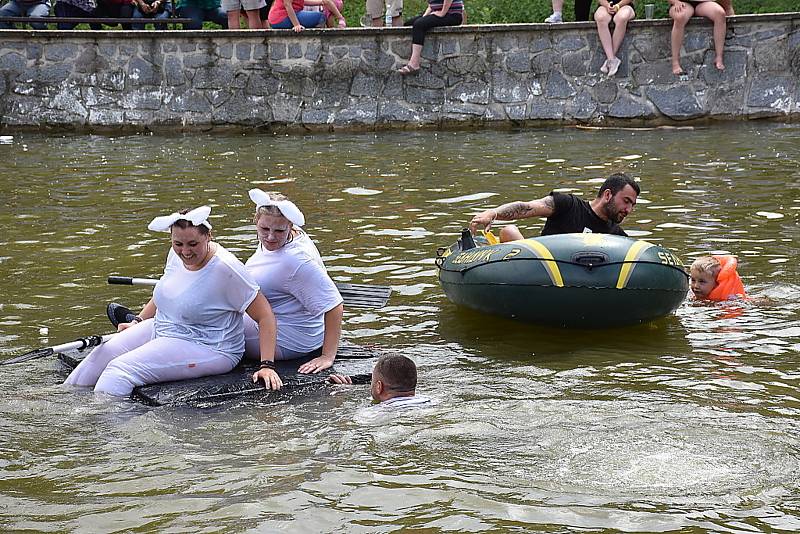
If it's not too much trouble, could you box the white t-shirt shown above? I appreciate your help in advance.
[245,232,343,353]
[154,244,260,364]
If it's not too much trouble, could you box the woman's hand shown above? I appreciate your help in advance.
[292,23,304,32]
[252,368,283,389]
[117,322,134,332]
[433,9,446,17]
[328,374,352,384]
[298,355,335,374]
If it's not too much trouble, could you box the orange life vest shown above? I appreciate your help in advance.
[707,255,746,301]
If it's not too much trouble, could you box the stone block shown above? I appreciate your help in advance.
[562,49,591,77]
[288,43,304,59]
[193,65,235,89]
[75,47,104,74]
[447,80,489,105]
[440,39,459,58]
[96,70,126,92]
[89,107,125,125]
[443,101,485,117]
[631,61,678,86]
[245,72,281,96]
[337,100,378,124]
[167,90,212,113]
[531,49,559,74]
[253,43,268,61]
[34,64,72,85]
[302,107,335,125]
[184,51,215,69]
[164,56,186,86]
[214,94,270,124]
[350,72,380,97]
[528,37,551,54]
[702,49,747,85]
[553,35,585,52]
[747,75,794,111]
[594,78,618,104]
[26,44,42,61]
[492,71,530,103]
[527,98,564,120]
[269,95,302,123]
[648,86,703,119]
[44,44,79,62]
[608,94,652,119]
[128,57,161,87]
[754,39,790,72]
[545,71,576,99]
[217,43,233,60]
[161,42,178,53]
[121,88,163,111]
[379,101,428,123]
[206,89,230,108]
[0,52,26,75]
[304,42,322,62]
[406,85,444,105]
[83,86,119,107]
[505,51,530,73]
[566,88,596,120]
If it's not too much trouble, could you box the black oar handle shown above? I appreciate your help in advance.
[108,276,134,285]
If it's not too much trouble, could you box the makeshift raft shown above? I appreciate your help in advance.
[58,342,375,407]
[436,232,689,328]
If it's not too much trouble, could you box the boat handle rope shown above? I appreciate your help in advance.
[436,256,689,278]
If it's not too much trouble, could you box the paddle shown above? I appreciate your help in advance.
[108,276,392,309]
[1,333,115,366]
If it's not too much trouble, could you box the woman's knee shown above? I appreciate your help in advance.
[593,8,610,24]
[94,362,137,396]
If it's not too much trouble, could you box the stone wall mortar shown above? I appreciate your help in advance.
[0,13,798,132]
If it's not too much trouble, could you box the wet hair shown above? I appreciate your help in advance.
[171,208,211,236]
[373,354,417,392]
[691,256,721,277]
[597,173,640,198]
[253,191,291,224]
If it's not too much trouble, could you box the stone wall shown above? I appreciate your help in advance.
[0,13,798,132]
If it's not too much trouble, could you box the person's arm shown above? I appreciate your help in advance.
[434,0,452,17]
[117,298,156,332]
[281,0,303,31]
[469,195,557,234]
[248,293,283,390]
[298,303,343,374]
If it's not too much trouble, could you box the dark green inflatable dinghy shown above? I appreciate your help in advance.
[436,231,688,328]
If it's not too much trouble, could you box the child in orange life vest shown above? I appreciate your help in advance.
[689,255,747,301]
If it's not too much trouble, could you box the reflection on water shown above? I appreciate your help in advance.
[0,124,799,531]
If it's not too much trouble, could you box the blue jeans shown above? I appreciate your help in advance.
[177,5,227,29]
[132,1,174,29]
[0,0,52,29]
[271,10,325,28]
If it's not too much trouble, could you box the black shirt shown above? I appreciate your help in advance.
[540,192,627,236]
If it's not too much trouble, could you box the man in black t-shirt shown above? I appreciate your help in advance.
[469,173,640,242]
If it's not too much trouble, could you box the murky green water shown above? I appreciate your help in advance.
[1,124,799,532]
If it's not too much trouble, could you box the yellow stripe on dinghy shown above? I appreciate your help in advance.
[616,240,655,289]
[517,239,564,287]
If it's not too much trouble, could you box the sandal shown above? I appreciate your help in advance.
[397,64,420,76]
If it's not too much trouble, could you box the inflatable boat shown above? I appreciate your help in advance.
[436,231,688,328]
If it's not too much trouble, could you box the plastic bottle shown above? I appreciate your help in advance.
[385,2,392,26]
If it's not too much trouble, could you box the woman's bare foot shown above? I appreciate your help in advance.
[714,57,725,71]
[672,63,685,75]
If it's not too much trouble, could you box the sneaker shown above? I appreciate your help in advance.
[107,302,135,327]
[600,59,609,74]
[544,12,562,23]
[606,57,621,77]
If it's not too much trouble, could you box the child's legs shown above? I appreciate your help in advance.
[594,7,614,60]
[64,320,154,387]
[669,1,694,71]
[694,1,726,66]
[611,6,635,55]
[94,337,237,396]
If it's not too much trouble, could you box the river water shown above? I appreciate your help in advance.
[0,124,798,532]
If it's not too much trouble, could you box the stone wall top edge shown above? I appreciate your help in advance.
[0,12,796,40]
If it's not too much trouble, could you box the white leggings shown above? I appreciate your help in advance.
[64,319,238,396]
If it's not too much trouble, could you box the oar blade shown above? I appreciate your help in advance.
[335,283,392,309]
[1,347,54,366]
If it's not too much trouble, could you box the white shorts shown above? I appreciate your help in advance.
[221,0,266,13]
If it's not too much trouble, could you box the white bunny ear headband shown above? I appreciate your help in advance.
[249,188,305,227]
[148,205,213,232]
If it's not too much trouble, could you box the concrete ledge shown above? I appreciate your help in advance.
[1,12,799,132]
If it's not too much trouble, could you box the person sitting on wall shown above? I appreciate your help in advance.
[131,0,173,29]
[224,0,264,29]
[396,0,464,75]
[594,0,636,77]
[267,0,340,30]
[53,0,96,29]
[669,0,727,75]
[302,0,346,28]
[365,0,401,26]
[176,0,228,29]
[468,173,640,241]
[328,354,432,408]
[0,0,51,30]
[545,0,591,23]
[90,0,135,29]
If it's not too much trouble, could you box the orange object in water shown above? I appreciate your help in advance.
[707,255,747,301]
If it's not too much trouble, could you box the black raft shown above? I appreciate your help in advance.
[58,342,374,407]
